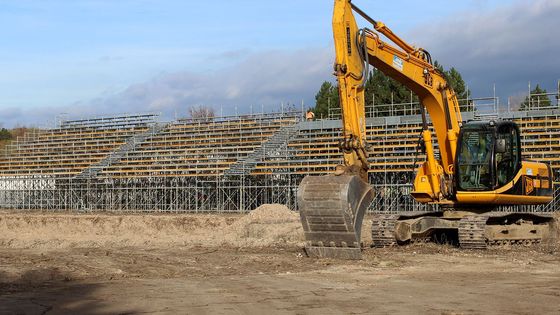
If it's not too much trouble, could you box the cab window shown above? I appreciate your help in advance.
[495,125,520,187]
[458,131,493,190]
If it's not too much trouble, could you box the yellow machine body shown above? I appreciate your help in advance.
[297,0,553,259]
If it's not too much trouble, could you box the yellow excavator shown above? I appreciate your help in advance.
[298,0,555,259]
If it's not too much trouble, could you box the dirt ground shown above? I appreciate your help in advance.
[1,205,559,315]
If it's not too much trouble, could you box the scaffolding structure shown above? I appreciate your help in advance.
[0,111,302,212]
[1,85,560,213]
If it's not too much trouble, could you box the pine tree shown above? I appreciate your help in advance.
[519,84,551,110]
[363,69,415,116]
[364,64,470,116]
[0,128,14,152]
[312,63,470,118]
[433,60,445,73]
[0,128,12,141]
[446,67,468,100]
[433,61,471,109]
[311,81,339,118]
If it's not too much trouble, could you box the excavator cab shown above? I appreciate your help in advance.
[455,120,553,204]
[456,121,521,191]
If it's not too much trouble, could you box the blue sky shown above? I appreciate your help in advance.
[0,0,558,126]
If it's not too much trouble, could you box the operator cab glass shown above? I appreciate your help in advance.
[457,129,493,190]
[495,123,521,187]
[456,121,521,191]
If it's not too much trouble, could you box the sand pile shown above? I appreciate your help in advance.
[0,204,304,249]
[218,204,304,247]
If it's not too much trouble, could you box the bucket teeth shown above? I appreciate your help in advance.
[298,175,374,260]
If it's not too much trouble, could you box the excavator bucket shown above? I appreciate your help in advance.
[298,175,374,259]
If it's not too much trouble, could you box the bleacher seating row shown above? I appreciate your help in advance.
[0,114,154,176]
[0,113,298,178]
[253,113,560,176]
[100,115,296,178]
[1,111,560,179]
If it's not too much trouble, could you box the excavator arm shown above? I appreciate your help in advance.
[331,0,370,180]
[332,0,466,203]
[299,0,457,259]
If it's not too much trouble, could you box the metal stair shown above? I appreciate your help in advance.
[224,123,299,177]
[74,123,168,179]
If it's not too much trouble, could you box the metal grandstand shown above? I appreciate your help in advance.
[0,86,559,213]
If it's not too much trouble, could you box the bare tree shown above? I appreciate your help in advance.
[188,105,215,121]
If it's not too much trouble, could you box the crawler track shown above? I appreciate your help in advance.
[458,215,488,249]
[371,214,399,248]
[372,212,554,249]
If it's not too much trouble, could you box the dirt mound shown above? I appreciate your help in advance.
[0,204,304,249]
[220,204,304,247]
[0,212,232,249]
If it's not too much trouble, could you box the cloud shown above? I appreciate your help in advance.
[3,48,333,127]
[10,0,558,129]
[103,48,333,117]
[409,0,560,101]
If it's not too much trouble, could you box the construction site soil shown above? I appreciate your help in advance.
[1,205,559,314]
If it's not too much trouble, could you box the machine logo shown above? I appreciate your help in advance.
[393,55,403,71]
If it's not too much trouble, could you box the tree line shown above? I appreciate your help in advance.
[0,127,31,151]
[519,84,555,110]
[311,63,557,117]
[311,63,470,118]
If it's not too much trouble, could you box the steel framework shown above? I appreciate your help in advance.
[1,84,560,213]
